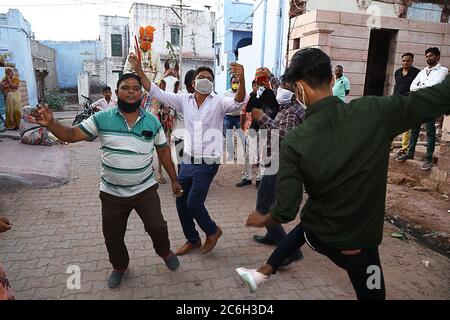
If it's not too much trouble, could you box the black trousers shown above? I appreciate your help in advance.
[267,222,386,300]
[99,185,170,270]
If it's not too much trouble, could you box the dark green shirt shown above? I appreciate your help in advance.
[271,75,450,250]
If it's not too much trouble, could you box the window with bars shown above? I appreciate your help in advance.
[111,34,122,57]
[171,28,181,47]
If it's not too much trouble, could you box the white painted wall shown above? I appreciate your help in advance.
[237,0,290,89]
[214,0,228,94]
[129,3,215,89]
[129,4,215,57]
[99,15,129,60]
[305,0,397,17]
[77,72,90,105]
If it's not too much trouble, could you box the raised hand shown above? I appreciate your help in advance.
[229,62,245,82]
[33,104,54,127]
[128,53,145,76]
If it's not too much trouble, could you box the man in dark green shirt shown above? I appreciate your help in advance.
[236,48,450,299]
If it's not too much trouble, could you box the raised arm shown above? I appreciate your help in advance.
[128,53,183,113]
[383,75,450,139]
[33,104,90,143]
[230,62,246,103]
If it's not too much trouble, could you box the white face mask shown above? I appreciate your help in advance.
[194,78,214,95]
[276,88,294,105]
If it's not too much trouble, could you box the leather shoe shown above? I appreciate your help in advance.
[253,234,277,246]
[175,240,201,256]
[236,179,252,187]
[201,227,222,254]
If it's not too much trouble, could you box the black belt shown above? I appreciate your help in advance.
[182,155,221,165]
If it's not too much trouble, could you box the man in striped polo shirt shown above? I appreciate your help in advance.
[33,73,183,289]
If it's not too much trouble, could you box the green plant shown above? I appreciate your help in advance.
[44,89,66,110]
[166,41,180,67]
[0,52,13,67]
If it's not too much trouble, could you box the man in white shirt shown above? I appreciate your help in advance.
[91,86,117,112]
[397,47,449,170]
[128,53,246,255]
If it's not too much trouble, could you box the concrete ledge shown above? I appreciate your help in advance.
[0,137,71,189]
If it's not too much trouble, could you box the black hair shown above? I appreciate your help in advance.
[184,69,196,87]
[335,65,343,70]
[194,66,215,80]
[102,86,112,92]
[425,47,440,56]
[283,48,332,89]
[402,52,414,60]
[116,73,142,89]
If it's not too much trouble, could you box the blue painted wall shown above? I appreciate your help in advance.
[41,40,103,89]
[0,9,38,106]
[223,0,253,89]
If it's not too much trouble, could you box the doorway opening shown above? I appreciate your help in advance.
[364,29,398,96]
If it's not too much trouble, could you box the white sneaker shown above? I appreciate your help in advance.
[235,267,268,293]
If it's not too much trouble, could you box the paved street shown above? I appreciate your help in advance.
[0,139,449,300]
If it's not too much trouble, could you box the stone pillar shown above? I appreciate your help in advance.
[300,28,334,55]
[438,115,450,172]
[77,72,90,106]
[107,72,119,101]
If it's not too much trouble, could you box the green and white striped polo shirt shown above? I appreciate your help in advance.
[78,107,167,197]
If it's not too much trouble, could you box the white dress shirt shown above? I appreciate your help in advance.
[410,63,449,92]
[147,82,244,159]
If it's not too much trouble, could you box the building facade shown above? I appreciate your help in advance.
[0,9,38,106]
[42,40,104,89]
[287,0,450,101]
[231,0,291,92]
[129,3,216,88]
[31,39,58,102]
[214,0,253,94]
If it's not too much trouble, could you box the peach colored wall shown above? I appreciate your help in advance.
[289,10,450,102]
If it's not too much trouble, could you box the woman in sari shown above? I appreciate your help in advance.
[1,68,21,130]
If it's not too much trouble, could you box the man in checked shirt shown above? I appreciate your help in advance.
[247,67,306,266]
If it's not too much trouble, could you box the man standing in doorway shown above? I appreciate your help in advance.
[396,47,448,170]
[394,53,421,158]
[332,65,351,102]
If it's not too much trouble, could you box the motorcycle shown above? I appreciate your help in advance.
[73,95,97,141]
